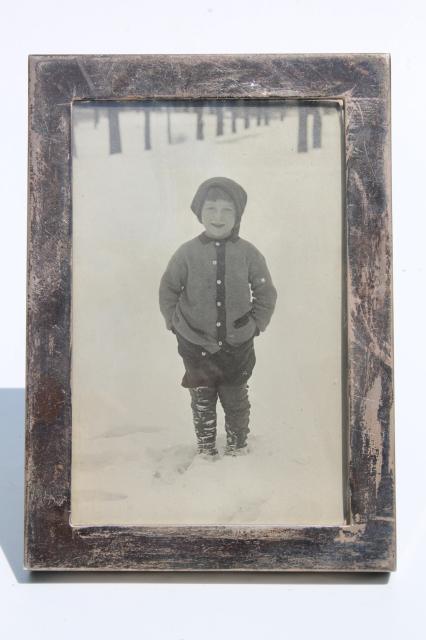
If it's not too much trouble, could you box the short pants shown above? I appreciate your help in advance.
[175,331,256,388]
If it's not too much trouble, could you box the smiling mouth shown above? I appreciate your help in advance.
[211,223,225,228]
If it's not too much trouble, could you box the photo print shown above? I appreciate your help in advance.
[70,99,346,526]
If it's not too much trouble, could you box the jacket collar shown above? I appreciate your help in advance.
[198,231,239,244]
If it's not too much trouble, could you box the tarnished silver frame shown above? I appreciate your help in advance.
[25,54,394,571]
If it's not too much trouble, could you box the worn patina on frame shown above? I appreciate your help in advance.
[25,54,394,571]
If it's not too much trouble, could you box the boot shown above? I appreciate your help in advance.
[189,386,219,456]
[218,384,250,456]
[224,442,249,456]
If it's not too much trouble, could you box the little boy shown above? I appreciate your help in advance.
[159,177,277,457]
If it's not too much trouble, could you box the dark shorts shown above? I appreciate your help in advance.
[175,331,256,388]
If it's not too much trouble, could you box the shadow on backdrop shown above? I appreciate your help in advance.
[0,388,389,585]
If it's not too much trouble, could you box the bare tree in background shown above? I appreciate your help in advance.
[243,107,250,129]
[216,105,224,136]
[298,106,322,152]
[256,107,270,126]
[231,108,237,134]
[312,109,321,148]
[108,108,122,155]
[298,107,308,153]
[195,105,204,140]
[167,109,172,144]
[144,109,152,151]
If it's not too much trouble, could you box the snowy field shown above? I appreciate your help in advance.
[71,103,345,526]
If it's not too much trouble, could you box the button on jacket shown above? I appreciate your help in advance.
[159,232,278,354]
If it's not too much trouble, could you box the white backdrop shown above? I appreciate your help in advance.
[1,1,425,639]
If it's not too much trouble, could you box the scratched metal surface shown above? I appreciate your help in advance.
[25,54,394,571]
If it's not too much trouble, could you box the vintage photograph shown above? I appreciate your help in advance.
[70,99,345,526]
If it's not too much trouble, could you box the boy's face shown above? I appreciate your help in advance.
[200,198,237,239]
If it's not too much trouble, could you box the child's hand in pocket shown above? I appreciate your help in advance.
[233,311,252,328]
[233,311,260,336]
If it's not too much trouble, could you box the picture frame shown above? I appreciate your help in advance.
[25,53,395,571]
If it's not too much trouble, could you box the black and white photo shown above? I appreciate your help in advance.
[70,99,345,526]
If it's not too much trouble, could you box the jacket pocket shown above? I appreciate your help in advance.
[233,310,252,329]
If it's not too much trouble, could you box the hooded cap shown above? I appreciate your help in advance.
[190,177,248,220]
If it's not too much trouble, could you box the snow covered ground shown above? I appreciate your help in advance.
[71,103,345,526]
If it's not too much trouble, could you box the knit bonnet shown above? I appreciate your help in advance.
[191,177,247,239]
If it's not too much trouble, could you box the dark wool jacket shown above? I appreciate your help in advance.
[159,232,277,354]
